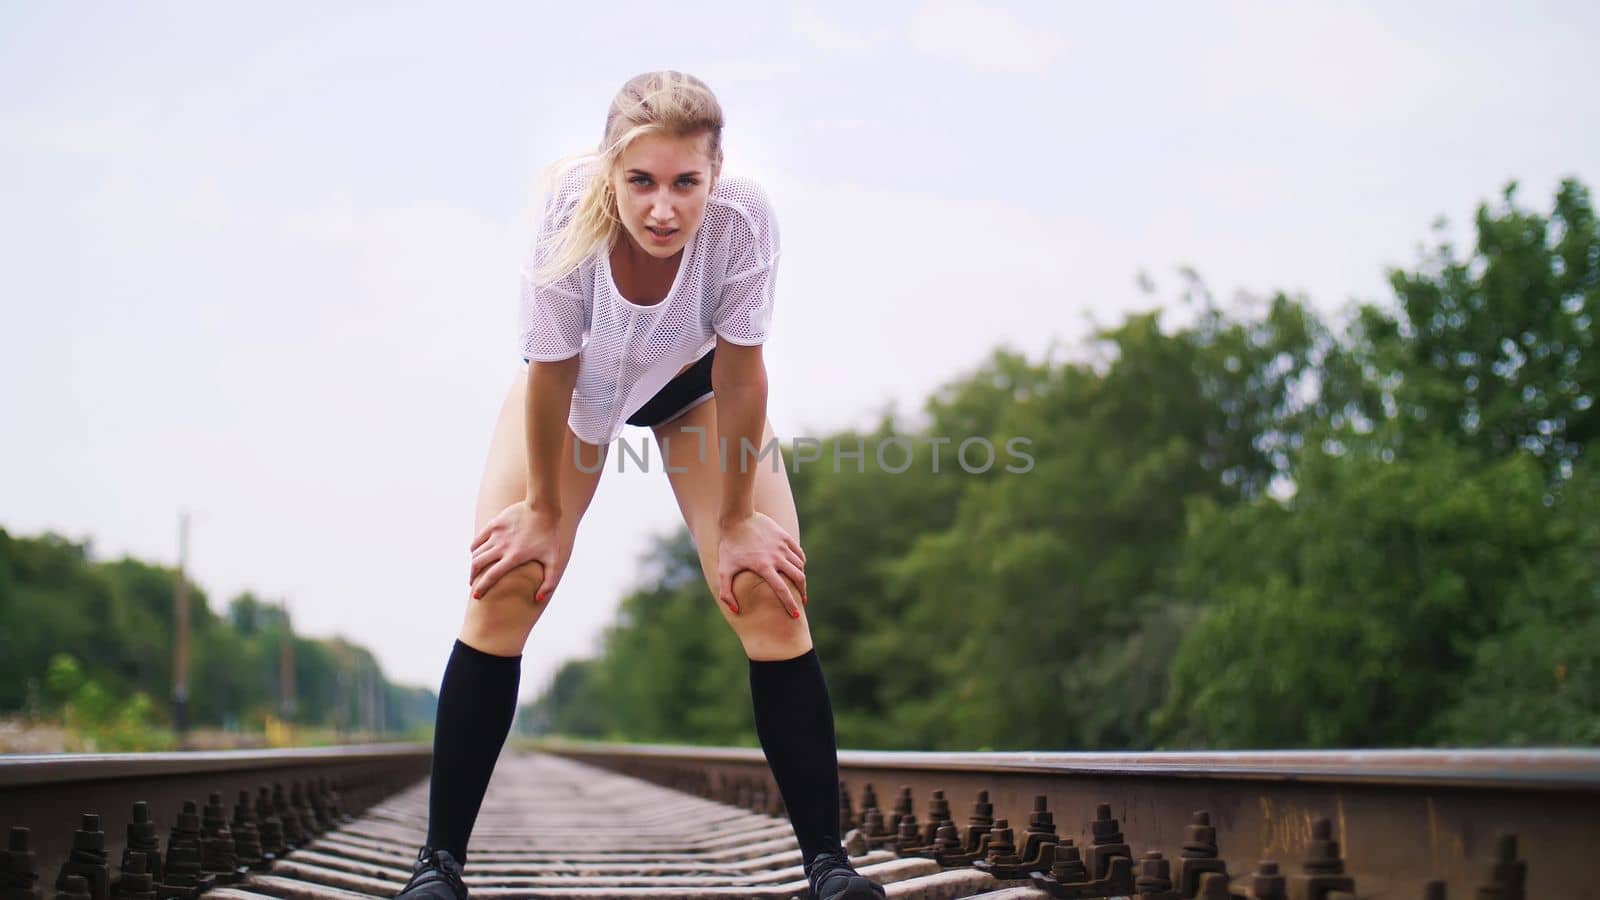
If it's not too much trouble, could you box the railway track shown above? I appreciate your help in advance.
[3,742,1598,898]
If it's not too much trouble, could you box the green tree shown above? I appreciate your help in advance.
[1160,178,1600,747]
[0,526,437,741]
[1353,179,1598,476]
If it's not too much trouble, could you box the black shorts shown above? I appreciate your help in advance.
[521,347,715,430]
[627,347,715,428]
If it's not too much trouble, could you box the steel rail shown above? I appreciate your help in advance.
[9,742,1600,897]
[542,741,1600,898]
[0,743,430,895]
[540,743,1600,790]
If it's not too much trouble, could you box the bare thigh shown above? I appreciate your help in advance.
[653,396,811,661]
[460,366,606,655]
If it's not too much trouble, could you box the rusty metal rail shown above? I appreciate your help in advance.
[5,743,1600,898]
[0,743,429,899]
[544,742,1600,899]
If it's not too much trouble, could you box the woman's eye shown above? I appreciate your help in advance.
[628,175,696,188]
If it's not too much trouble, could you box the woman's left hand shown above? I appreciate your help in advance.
[716,512,807,618]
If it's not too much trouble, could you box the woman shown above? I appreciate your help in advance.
[394,71,886,900]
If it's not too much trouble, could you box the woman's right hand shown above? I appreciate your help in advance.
[469,501,569,603]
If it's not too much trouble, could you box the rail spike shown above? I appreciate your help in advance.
[255,786,288,858]
[892,814,923,857]
[1084,802,1131,882]
[287,782,320,838]
[307,779,334,830]
[859,807,894,851]
[54,814,108,900]
[919,790,952,847]
[121,804,161,886]
[2,826,42,900]
[110,851,155,900]
[961,789,994,853]
[972,818,1038,880]
[1177,810,1228,896]
[1195,871,1232,899]
[1291,817,1355,899]
[270,784,304,848]
[859,783,880,818]
[54,876,89,900]
[159,801,215,900]
[1251,860,1287,900]
[889,786,914,836]
[1477,834,1525,900]
[1048,838,1088,884]
[199,793,244,883]
[1134,850,1177,898]
[229,791,267,869]
[1017,794,1059,864]
[889,810,934,858]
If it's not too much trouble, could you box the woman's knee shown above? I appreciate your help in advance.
[459,560,548,654]
[724,570,813,660]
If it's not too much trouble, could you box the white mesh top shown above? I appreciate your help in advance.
[518,158,781,445]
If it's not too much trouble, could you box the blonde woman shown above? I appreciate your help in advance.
[394,72,886,900]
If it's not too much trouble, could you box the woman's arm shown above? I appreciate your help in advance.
[525,355,581,514]
[710,339,807,616]
[711,340,768,527]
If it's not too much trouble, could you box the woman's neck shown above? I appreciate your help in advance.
[610,231,684,304]
[615,231,682,273]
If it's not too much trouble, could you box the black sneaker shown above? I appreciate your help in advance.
[395,847,467,900]
[805,848,885,900]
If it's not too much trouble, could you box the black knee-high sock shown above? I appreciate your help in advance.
[426,639,521,866]
[748,648,843,866]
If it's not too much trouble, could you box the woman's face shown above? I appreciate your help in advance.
[610,131,716,260]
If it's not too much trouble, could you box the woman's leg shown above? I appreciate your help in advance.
[427,366,606,866]
[654,400,882,898]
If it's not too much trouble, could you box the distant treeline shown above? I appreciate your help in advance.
[524,178,1600,750]
[0,529,436,742]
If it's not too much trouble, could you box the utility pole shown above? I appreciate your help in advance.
[368,668,380,735]
[352,667,364,737]
[360,667,373,736]
[172,510,191,744]
[336,669,351,739]
[279,599,296,722]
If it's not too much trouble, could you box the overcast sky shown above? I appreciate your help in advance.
[3,1,1596,706]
